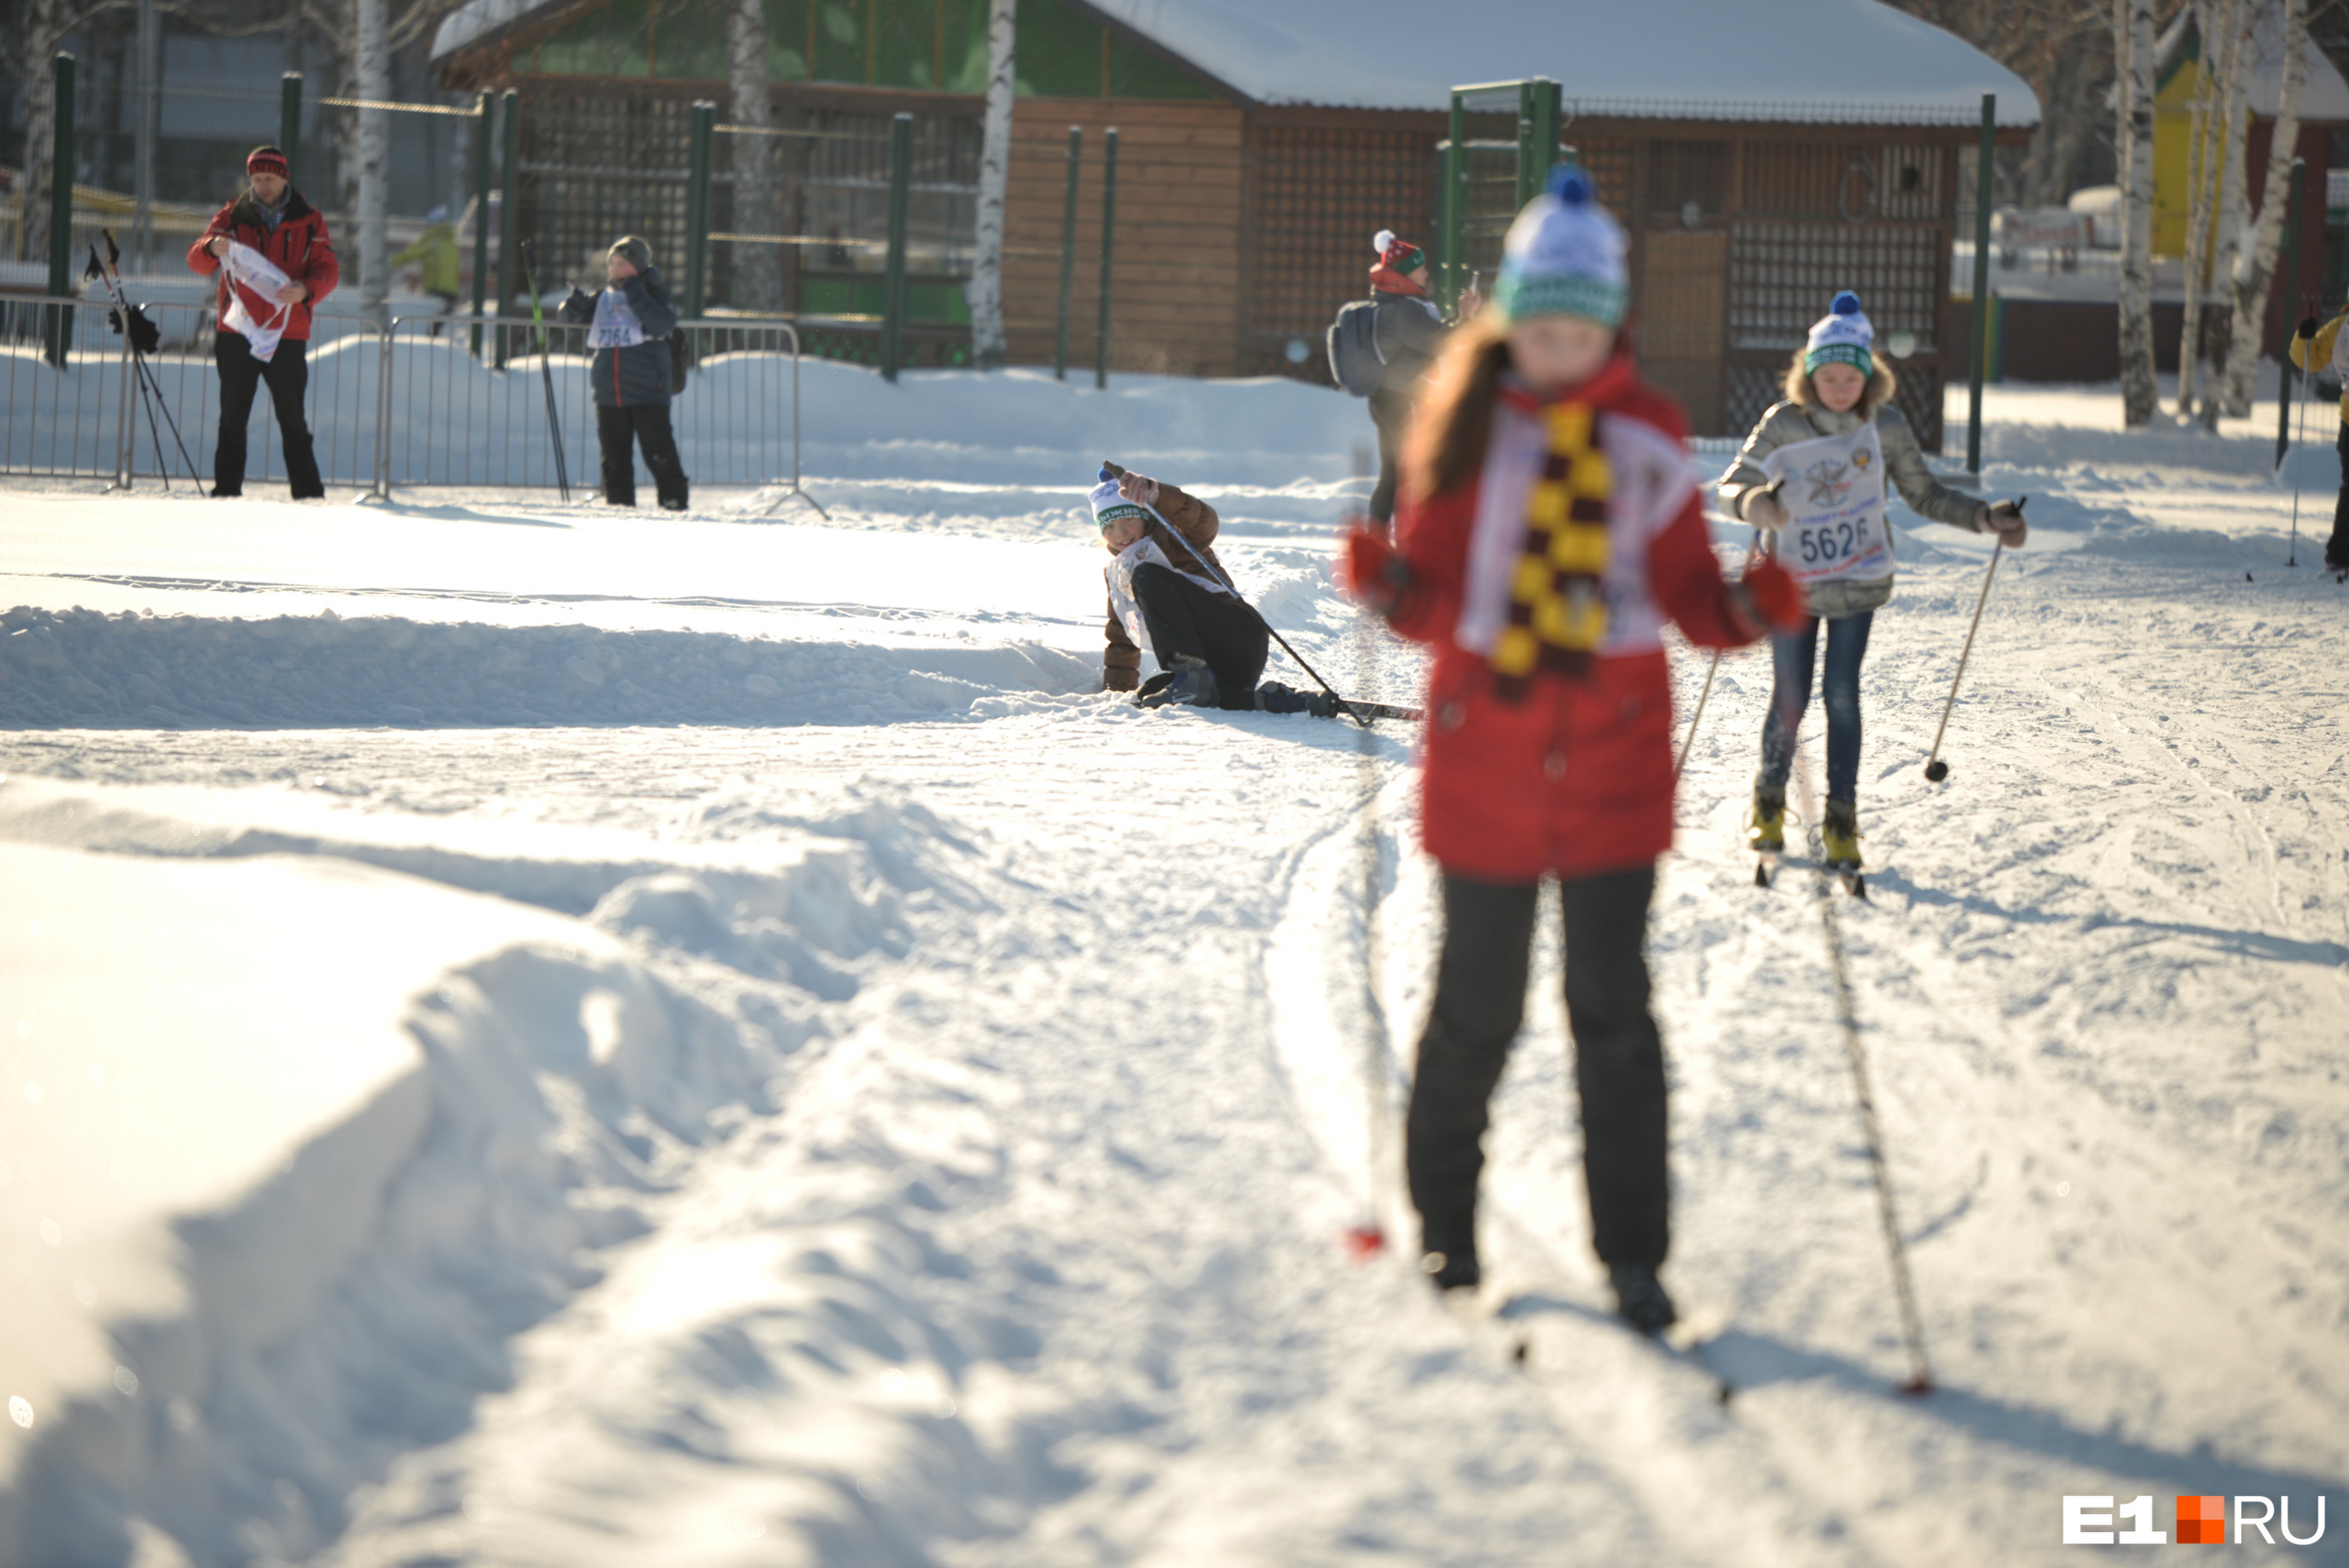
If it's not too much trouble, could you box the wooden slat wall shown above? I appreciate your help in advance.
[1002,96,1245,377]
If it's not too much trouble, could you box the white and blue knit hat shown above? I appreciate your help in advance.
[1090,466,1148,531]
[1493,165,1627,328]
[1803,291,1875,378]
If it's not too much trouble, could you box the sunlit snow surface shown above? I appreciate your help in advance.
[1,369,2344,1566]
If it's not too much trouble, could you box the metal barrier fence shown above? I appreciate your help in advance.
[0,293,814,511]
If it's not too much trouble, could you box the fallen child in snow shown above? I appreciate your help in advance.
[1092,467,1336,716]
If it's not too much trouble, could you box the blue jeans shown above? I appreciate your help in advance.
[1759,611,1874,803]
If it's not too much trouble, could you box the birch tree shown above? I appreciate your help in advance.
[2116,0,2160,427]
[2177,0,2243,417]
[727,0,783,312]
[13,0,127,265]
[968,0,1016,368]
[356,0,390,325]
[2203,0,2256,424]
[2216,0,2308,417]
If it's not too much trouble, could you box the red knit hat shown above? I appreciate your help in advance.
[1369,229,1429,297]
[1374,229,1425,276]
[246,146,290,179]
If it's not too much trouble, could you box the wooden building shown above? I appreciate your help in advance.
[431,0,2034,444]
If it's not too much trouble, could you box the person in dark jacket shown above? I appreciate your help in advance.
[557,236,689,510]
[186,146,340,499]
[1365,232,1478,529]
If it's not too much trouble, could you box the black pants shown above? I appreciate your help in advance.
[596,403,690,508]
[1368,384,1413,528]
[2330,424,2349,567]
[1406,866,1669,1269]
[212,333,322,498]
[1130,561,1266,709]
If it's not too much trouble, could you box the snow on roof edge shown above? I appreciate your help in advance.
[434,0,2040,128]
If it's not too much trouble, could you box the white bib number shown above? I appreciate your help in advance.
[589,290,645,349]
[1760,421,1893,586]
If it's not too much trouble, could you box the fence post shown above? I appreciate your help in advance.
[375,319,395,501]
[1441,92,1464,313]
[684,102,715,319]
[496,88,520,370]
[279,72,303,183]
[1515,79,1560,211]
[112,323,136,488]
[1095,126,1117,391]
[1966,92,1994,474]
[2275,157,2307,470]
[881,110,912,382]
[45,52,76,370]
[1055,125,1080,381]
[471,89,493,361]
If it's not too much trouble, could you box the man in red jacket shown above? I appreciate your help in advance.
[186,146,340,499]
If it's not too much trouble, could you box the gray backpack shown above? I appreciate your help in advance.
[1326,299,1386,397]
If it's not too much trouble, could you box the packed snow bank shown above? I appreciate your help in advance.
[0,604,1092,729]
[5,339,1369,494]
[0,781,977,1567]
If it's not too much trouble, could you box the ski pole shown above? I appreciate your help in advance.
[1791,753,1934,1396]
[1102,460,1375,726]
[1921,501,2019,784]
[92,232,202,488]
[518,241,572,502]
[2287,333,2313,568]
[1673,525,1764,778]
[1344,442,1389,1260]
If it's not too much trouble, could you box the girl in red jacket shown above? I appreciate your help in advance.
[1342,168,1801,1332]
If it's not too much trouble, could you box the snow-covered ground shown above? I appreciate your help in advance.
[2,367,2344,1567]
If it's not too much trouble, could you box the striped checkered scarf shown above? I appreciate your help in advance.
[1489,398,1610,698]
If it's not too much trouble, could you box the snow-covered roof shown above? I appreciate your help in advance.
[1084,0,2037,124]
[436,0,2040,128]
[2156,1,2349,121]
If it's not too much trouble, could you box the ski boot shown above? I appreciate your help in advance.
[1608,1262,1678,1336]
[1748,783,1787,853]
[1254,680,1339,718]
[1419,1222,1481,1295]
[1823,798,1867,898]
[1136,655,1220,710]
[1749,782,1785,886]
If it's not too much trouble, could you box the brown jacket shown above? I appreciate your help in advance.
[1102,481,1228,690]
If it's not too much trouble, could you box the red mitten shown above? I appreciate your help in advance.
[1733,557,1808,637]
[1339,524,1416,618]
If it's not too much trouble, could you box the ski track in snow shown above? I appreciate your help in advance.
[2,377,2347,1566]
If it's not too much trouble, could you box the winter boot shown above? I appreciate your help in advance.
[1822,798,1863,869]
[1137,654,1219,710]
[1608,1262,1677,1336]
[1748,781,1787,854]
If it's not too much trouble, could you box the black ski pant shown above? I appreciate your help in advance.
[211,333,322,499]
[1368,384,1413,529]
[1406,865,1669,1270]
[595,402,689,508]
[1130,561,1266,710]
[2330,424,2349,567]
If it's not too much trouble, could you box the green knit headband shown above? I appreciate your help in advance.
[1805,341,1874,378]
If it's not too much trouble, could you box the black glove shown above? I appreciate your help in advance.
[103,302,161,355]
[2300,315,2320,340]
